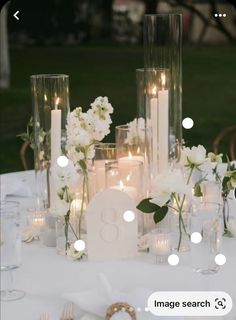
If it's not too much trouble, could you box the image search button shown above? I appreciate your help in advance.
[148,291,233,316]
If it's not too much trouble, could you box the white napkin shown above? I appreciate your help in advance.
[0,171,35,202]
[64,274,183,320]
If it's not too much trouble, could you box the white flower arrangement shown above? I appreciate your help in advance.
[137,145,209,251]
[58,96,113,253]
[125,117,145,146]
[66,96,113,170]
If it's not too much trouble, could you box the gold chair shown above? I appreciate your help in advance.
[212,125,236,161]
[20,141,30,170]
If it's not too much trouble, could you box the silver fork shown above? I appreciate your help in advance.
[39,313,49,320]
[60,302,75,320]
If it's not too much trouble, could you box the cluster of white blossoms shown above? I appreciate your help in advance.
[125,117,145,146]
[66,96,113,169]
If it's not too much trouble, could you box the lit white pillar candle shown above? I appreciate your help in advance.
[158,73,169,174]
[111,180,137,202]
[51,97,61,166]
[118,151,144,163]
[150,86,158,176]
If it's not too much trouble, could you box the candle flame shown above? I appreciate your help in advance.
[55,97,60,109]
[44,94,47,102]
[152,86,157,95]
[161,73,166,88]
[126,174,131,182]
[119,180,124,191]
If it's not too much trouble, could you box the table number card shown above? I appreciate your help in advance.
[87,189,138,260]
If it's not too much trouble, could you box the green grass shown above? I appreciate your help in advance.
[0,45,236,173]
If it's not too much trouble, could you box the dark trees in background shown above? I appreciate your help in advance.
[144,0,158,13]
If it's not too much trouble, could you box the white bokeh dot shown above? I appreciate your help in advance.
[182,117,194,129]
[74,239,86,252]
[219,13,222,17]
[145,307,149,312]
[57,155,69,167]
[191,232,202,244]
[215,254,226,266]
[223,13,226,17]
[214,13,218,17]
[123,210,135,222]
[136,307,142,312]
[168,254,179,266]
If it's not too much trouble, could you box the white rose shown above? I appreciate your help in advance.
[150,169,191,207]
[179,145,207,167]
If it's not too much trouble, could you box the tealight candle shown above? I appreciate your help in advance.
[32,216,45,228]
[118,151,144,164]
[27,209,46,238]
[149,230,171,263]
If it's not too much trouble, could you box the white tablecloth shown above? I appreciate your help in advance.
[1,171,236,320]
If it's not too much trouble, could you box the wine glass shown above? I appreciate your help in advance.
[0,201,25,301]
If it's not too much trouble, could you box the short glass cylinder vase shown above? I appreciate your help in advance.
[31,74,70,210]
[116,124,146,163]
[105,160,144,203]
[116,124,149,196]
[92,143,117,193]
[191,202,222,275]
[143,14,182,178]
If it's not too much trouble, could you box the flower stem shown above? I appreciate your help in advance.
[78,171,88,239]
[174,167,194,251]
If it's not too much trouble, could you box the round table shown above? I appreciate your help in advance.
[1,171,236,320]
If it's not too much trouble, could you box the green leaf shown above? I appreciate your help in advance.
[153,206,168,224]
[136,198,160,213]
[194,183,203,197]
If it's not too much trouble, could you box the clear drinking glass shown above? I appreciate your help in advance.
[191,202,222,275]
[0,202,25,301]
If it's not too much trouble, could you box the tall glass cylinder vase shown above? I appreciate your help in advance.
[144,14,182,180]
[31,74,70,210]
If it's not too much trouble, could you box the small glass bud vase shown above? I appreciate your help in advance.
[55,169,95,256]
[191,202,222,274]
